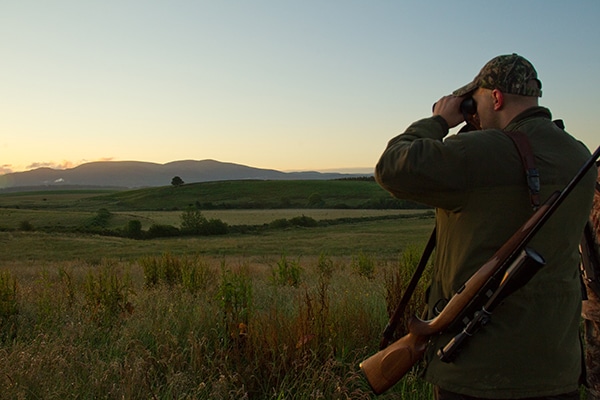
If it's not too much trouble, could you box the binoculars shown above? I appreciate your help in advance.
[431,97,478,133]
[460,97,476,115]
[432,97,477,115]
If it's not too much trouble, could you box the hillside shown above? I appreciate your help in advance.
[77,179,416,211]
[0,179,426,212]
[0,159,370,190]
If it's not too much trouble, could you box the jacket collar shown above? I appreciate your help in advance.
[504,106,552,131]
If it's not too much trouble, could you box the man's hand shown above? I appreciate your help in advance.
[433,95,466,129]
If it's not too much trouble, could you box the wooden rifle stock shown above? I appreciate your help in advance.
[360,145,600,394]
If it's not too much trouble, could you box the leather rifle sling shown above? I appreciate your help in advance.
[504,130,541,210]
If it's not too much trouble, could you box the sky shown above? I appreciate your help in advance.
[1,1,599,176]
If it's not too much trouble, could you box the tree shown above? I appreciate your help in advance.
[125,220,143,239]
[89,208,112,227]
[171,176,184,186]
[180,208,207,234]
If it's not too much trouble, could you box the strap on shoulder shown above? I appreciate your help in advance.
[504,131,541,210]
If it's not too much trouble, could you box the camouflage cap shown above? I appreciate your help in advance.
[453,53,542,97]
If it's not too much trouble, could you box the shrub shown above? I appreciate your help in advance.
[88,208,112,227]
[180,208,207,234]
[83,264,133,327]
[146,224,180,238]
[352,251,376,279]
[180,209,228,236]
[181,257,215,294]
[271,254,302,287]
[125,220,143,239]
[316,252,335,280]
[269,218,292,229]
[289,215,318,227]
[218,263,253,346]
[202,218,228,235]
[19,220,34,231]
[0,270,18,341]
[140,253,183,287]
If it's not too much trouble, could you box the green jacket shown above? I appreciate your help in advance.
[375,107,596,398]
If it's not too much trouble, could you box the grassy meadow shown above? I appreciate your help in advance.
[0,182,437,399]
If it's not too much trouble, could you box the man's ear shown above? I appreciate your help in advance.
[491,89,504,111]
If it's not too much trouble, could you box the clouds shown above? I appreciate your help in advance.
[26,161,78,170]
[24,158,115,172]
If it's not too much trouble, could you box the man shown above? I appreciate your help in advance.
[375,54,596,399]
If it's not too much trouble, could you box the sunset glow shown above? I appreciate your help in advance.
[2,1,599,175]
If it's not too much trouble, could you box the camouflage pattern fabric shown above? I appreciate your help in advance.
[453,53,542,97]
[584,171,600,399]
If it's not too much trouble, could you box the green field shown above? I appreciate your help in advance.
[0,179,426,211]
[0,182,440,399]
[0,206,431,233]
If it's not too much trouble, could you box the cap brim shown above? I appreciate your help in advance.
[452,81,478,97]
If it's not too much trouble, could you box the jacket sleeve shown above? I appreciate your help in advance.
[375,115,469,211]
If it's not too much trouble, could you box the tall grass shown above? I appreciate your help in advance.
[0,252,433,399]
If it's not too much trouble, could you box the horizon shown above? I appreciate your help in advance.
[0,158,374,176]
[2,1,599,175]
[0,157,375,190]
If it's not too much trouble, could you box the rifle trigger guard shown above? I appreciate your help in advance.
[433,298,448,316]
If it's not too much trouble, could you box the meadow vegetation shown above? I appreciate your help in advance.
[0,251,434,399]
[0,181,437,399]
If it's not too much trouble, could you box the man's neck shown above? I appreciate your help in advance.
[499,99,539,129]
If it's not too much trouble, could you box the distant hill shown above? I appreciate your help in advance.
[69,179,416,212]
[0,160,372,191]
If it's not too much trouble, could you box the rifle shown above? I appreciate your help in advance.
[360,145,600,395]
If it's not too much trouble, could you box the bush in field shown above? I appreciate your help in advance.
[271,254,302,287]
[218,263,253,346]
[88,208,112,227]
[83,264,133,327]
[0,271,18,317]
[180,208,207,234]
[298,275,331,359]
[140,253,182,287]
[268,216,319,230]
[352,251,376,279]
[180,208,229,236]
[139,253,216,294]
[19,220,34,231]
[269,218,292,229]
[146,223,180,238]
[316,252,335,280]
[180,257,216,294]
[202,218,229,235]
[124,219,143,239]
[289,215,318,227]
[0,270,18,342]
